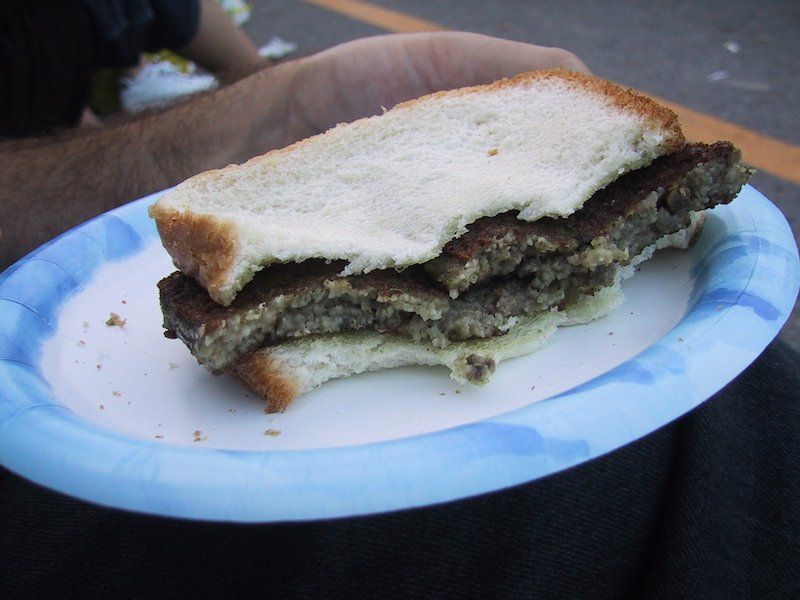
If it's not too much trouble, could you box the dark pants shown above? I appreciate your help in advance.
[2,339,798,599]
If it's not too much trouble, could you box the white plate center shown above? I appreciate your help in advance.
[40,242,691,450]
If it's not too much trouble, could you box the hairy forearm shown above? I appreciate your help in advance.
[0,60,298,268]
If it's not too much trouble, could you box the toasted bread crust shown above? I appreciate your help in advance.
[394,69,684,152]
[228,351,301,413]
[149,204,238,299]
[192,70,685,189]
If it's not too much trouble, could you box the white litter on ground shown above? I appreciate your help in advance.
[259,37,299,59]
[724,41,741,54]
[706,70,730,82]
[120,62,218,114]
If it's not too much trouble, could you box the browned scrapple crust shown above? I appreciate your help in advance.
[573,141,739,240]
[158,261,449,354]
[440,142,738,263]
[159,261,447,326]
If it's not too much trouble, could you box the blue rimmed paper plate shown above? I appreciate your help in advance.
[0,185,797,522]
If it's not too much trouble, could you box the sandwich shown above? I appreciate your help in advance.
[150,70,752,412]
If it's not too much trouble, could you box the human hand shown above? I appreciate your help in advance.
[282,32,589,144]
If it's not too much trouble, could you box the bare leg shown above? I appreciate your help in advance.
[178,0,261,76]
[79,108,102,128]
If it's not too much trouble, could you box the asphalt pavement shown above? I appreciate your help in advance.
[243,0,800,351]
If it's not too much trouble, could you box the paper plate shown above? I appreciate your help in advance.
[0,185,797,521]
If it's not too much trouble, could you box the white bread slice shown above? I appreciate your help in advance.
[150,70,683,306]
[229,214,705,412]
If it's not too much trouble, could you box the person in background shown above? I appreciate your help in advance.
[1,0,264,135]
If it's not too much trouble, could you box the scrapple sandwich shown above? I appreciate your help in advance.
[150,70,752,412]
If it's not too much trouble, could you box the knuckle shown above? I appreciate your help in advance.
[549,48,590,73]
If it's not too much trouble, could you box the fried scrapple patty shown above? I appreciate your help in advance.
[425,142,749,295]
[159,142,752,372]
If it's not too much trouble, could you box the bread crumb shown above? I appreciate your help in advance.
[168,361,179,370]
[454,389,461,394]
[193,430,207,442]
[76,340,86,347]
[264,428,281,437]
[112,390,122,397]
[488,148,499,156]
[155,434,164,440]
[724,40,741,53]
[105,312,126,327]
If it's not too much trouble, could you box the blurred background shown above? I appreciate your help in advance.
[239,0,799,349]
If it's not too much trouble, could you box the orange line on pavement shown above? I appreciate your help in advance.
[300,0,444,32]
[652,97,800,184]
[300,0,800,184]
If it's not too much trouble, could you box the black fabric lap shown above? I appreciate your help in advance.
[1,340,797,599]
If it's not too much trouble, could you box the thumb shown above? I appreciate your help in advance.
[407,32,591,89]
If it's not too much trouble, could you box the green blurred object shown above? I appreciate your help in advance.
[89,68,124,116]
[144,50,195,73]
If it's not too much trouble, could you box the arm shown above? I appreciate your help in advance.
[0,60,299,267]
[0,32,588,268]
